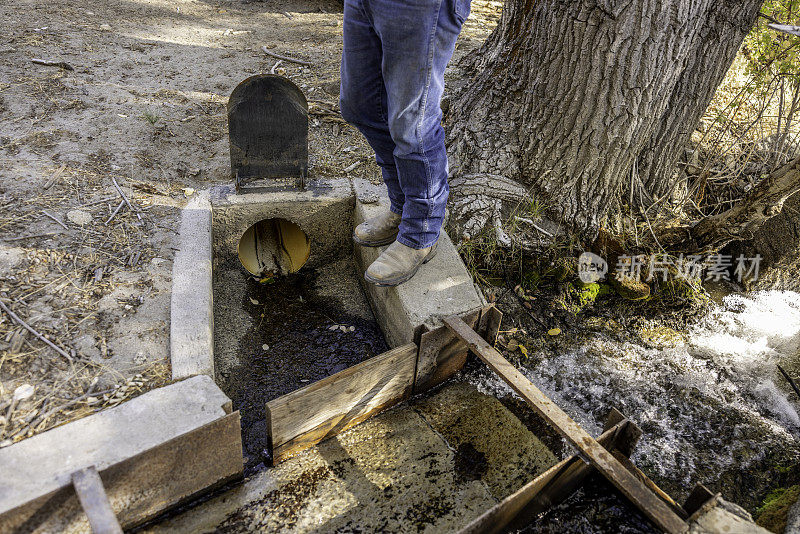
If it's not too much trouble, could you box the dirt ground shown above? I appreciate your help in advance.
[0,0,500,444]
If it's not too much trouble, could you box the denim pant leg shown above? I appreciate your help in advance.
[369,0,468,249]
[339,0,405,215]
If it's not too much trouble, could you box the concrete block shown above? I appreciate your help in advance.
[352,178,484,347]
[0,376,242,533]
[171,191,215,379]
[688,498,771,533]
[210,178,355,269]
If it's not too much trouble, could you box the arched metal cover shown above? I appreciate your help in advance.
[228,75,308,187]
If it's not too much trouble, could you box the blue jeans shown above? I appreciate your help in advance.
[340,0,470,249]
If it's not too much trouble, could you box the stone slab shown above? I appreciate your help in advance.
[688,498,771,534]
[171,191,215,379]
[352,178,484,348]
[0,376,242,532]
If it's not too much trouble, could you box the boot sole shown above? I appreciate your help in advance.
[352,231,398,248]
[364,245,437,287]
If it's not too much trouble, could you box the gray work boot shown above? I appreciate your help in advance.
[364,240,438,286]
[353,211,401,247]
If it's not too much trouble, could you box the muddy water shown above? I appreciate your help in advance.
[214,256,388,473]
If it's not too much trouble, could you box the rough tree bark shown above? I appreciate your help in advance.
[445,0,764,242]
[634,1,764,203]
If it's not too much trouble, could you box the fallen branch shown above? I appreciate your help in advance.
[31,58,74,71]
[104,200,125,226]
[3,232,61,241]
[41,210,68,230]
[514,216,554,237]
[686,155,800,251]
[0,299,73,362]
[111,177,142,221]
[343,160,362,173]
[261,46,311,66]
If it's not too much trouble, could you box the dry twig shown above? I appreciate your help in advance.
[261,46,311,66]
[0,299,73,362]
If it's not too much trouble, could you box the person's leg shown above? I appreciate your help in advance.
[339,0,404,215]
[368,0,469,249]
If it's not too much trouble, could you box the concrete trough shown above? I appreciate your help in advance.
[185,176,488,466]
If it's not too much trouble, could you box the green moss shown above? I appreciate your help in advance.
[756,485,800,533]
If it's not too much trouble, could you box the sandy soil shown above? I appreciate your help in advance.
[0,0,499,444]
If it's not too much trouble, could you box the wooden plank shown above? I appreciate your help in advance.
[71,466,123,534]
[477,305,502,346]
[683,484,717,518]
[459,418,631,534]
[611,451,688,520]
[414,309,481,393]
[444,315,688,534]
[267,343,418,463]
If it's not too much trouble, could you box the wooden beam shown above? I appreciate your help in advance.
[683,484,718,518]
[267,343,418,463]
[459,417,631,534]
[71,466,122,534]
[444,315,688,534]
[414,309,480,393]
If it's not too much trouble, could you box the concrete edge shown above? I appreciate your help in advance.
[170,190,215,380]
[351,178,484,348]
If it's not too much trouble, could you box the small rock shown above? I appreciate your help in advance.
[262,344,270,351]
[13,384,35,401]
[99,23,112,30]
[0,245,26,277]
[66,209,92,226]
[357,191,380,204]
[86,396,100,405]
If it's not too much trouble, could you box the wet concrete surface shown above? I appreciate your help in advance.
[142,381,559,534]
[213,253,388,472]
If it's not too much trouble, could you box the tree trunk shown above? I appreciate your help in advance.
[446,0,764,241]
[634,1,764,204]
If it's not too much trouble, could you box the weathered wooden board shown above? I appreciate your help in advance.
[444,315,689,534]
[476,305,502,346]
[267,343,418,463]
[71,466,123,534]
[414,309,482,393]
[459,413,639,534]
[1,412,242,533]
